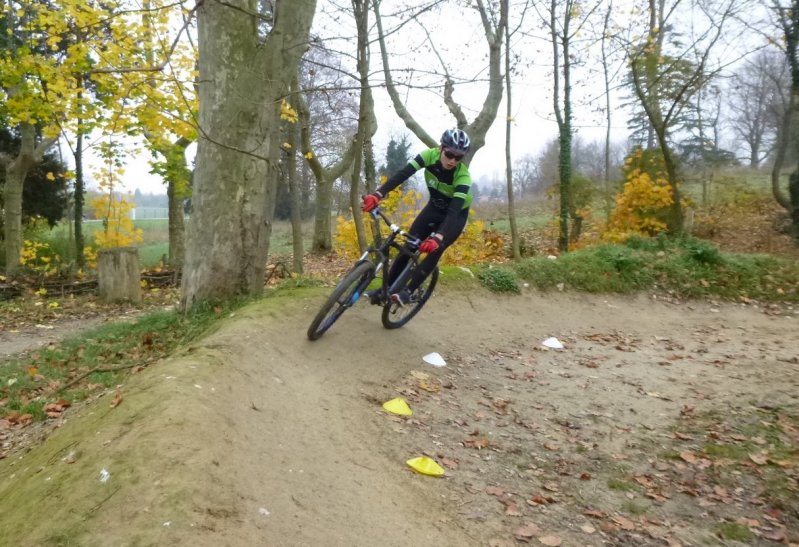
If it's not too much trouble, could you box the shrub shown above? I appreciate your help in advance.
[334,189,503,265]
[681,238,723,265]
[477,266,520,293]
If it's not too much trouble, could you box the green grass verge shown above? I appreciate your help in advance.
[0,297,249,422]
[507,236,799,302]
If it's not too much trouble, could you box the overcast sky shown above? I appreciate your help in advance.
[95,0,769,195]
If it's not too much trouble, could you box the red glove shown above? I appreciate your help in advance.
[419,234,442,254]
[362,192,382,212]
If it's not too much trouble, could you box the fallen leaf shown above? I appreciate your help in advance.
[417,380,441,393]
[441,458,459,469]
[583,509,605,518]
[514,524,541,542]
[463,438,490,449]
[527,494,556,505]
[679,450,699,464]
[485,485,505,497]
[580,524,596,534]
[749,453,768,465]
[110,390,123,408]
[538,536,562,546]
[504,501,521,516]
[612,515,636,530]
[634,475,656,488]
[762,528,787,542]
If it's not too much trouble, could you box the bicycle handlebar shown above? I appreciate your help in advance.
[370,207,421,247]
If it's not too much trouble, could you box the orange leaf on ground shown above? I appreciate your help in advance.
[583,509,606,518]
[485,485,505,497]
[504,500,521,516]
[538,536,562,546]
[514,524,541,542]
[679,450,699,464]
[110,390,123,408]
[612,515,635,530]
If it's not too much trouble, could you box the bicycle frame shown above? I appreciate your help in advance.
[306,206,438,340]
[360,208,422,302]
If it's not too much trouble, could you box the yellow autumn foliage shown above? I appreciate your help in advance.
[88,194,143,249]
[334,188,503,264]
[603,168,673,243]
[20,240,60,278]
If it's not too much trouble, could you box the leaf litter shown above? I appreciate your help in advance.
[378,313,799,545]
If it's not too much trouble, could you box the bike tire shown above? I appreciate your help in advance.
[381,266,439,330]
[307,261,376,341]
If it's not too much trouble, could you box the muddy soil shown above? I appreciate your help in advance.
[0,289,797,546]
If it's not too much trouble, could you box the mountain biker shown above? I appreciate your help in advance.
[362,128,473,306]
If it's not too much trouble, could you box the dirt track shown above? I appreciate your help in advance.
[0,288,797,546]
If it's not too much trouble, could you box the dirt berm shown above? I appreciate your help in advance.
[0,288,796,546]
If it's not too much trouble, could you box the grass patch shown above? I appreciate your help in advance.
[477,266,521,293]
[437,265,480,290]
[716,522,755,542]
[621,501,648,515]
[702,443,750,460]
[512,237,799,302]
[0,297,248,423]
[607,478,638,492]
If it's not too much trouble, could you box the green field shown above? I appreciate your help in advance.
[27,217,310,270]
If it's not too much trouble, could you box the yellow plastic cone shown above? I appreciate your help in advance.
[406,456,445,477]
[382,397,412,416]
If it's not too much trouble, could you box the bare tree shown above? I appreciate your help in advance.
[625,0,743,235]
[727,49,787,167]
[373,0,508,164]
[535,0,601,248]
[770,0,799,236]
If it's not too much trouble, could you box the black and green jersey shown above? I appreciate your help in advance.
[378,147,473,211]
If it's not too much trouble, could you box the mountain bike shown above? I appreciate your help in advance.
[306,207,439,341]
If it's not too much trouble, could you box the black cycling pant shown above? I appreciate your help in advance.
[388,202,469,292]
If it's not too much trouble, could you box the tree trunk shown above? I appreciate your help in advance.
[98,247,141,303]
[75,115,86,269]
[181,0,316,308]
[551,0,573,252]
[287,87,304,274]
[504,15,520,260]
[3,124,56,275]
[312,180,335,251]
[351,0,377,253]
[166,137,191,269]
[167,179,185,269]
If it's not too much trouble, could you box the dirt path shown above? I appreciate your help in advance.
[0,289,797,546]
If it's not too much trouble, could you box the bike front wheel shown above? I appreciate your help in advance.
[381,266,439,330]
[307,261,376,340]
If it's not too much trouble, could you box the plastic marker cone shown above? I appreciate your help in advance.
[422,352,446,367]
[406,456,445,477]
[542,337,564,349]
[382,397,412,416]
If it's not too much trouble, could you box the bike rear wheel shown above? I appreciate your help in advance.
[307,261,375,340]
[381,266,439,329]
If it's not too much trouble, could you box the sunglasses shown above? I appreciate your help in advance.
[442,149,465,161]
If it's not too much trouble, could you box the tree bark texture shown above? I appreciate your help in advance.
[181,0,316,308]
